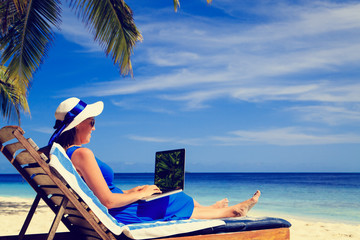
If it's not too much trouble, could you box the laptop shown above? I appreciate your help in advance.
[142,148,185,202]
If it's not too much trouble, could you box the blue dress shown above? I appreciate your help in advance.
[66,146,194,225]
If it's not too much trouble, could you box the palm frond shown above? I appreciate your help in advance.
[173,0,180,12]
[0,65,29,124]
[12,0,28,14]
[174,0,212,12]
[69,0,142,76]
[0,0,18,34]
[0,0,61,85]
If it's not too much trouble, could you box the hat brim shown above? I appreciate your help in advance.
[61,101,104,134]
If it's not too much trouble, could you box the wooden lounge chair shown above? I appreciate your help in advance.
[0,125,291,240]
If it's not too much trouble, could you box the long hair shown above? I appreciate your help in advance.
[55,128,76,149]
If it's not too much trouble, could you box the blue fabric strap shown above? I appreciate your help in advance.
[48,100,87,146]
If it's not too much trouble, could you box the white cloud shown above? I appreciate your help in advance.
[146,49,200,67]
[213,127,360,146]
[57,6,102,52]
[61,1,360,126]
[231,3,360,44]
[112,99,175,114]
[160,82,360,108]
[127,127,360,146]
[65,69,232,97]
[32,127,54,134]
[128,135,171,143]
[66,2,360,87]
[287,104,360,125]
[128,135,203,145]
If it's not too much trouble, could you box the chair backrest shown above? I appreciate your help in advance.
[49,143,125,235]
[0,126,116,240]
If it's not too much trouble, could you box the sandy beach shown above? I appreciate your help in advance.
[0,196,359,239]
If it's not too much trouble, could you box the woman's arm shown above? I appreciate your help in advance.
[123,186,146,194]
[70,148,161,209]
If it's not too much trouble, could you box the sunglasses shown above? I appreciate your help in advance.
[90,118,95,127]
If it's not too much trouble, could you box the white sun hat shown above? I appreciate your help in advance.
[48,97,103,145]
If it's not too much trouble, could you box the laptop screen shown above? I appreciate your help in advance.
[154,149,185,192]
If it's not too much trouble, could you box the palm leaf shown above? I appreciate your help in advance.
[0,65,29,124]
[69,0,142,76]
[173,0,180,12]
[0,0,61,85]
[174,0,212,12]
[0,0,18,34]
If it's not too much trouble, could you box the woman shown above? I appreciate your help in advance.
[49,97,260,225]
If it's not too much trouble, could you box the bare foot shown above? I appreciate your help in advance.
[212,198,229,209]
[232,190,261,217]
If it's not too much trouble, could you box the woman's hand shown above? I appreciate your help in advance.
[138,185,162,199]
[123,185,161,201]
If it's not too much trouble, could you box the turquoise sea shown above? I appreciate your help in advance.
[0,173,359,224]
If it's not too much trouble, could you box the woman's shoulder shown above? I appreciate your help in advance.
[68,147,98,176]
[68,146,95,161]
[73,147,94,156]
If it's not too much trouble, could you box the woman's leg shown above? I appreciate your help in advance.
[190,190,260,219]
[193,198,229,209]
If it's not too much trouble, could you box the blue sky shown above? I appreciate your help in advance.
[1,0,360,173]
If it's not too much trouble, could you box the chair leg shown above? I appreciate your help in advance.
[47,197,69,240]
[19,193,41,240]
